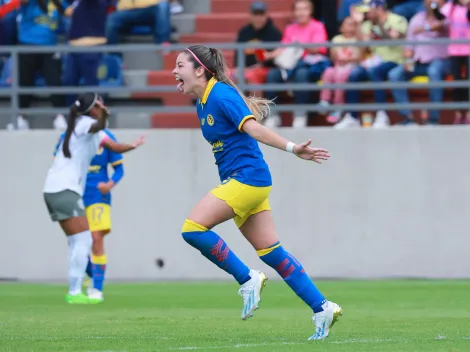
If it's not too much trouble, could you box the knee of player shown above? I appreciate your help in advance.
[181,219,208,243]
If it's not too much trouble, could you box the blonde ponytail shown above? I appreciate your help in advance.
[210,48,273,121]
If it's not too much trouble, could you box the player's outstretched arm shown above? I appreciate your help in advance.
[241,119,330,163]
[102,135,145,154]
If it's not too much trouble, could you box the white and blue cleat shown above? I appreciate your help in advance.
[238,270,268,320]
[308,301,343,341]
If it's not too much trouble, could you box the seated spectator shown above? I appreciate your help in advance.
[17,0,66,130]
[389,0,424,21]
[232,2,282,88]
[263,0,330,128]
[63,0,112,108]
[441,0,470,124]
[106,0,170,48]
[335,0,408,129]
[319,16,364,123]
[388,0,449,125]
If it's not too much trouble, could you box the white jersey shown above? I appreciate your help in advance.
[43,116,108,196]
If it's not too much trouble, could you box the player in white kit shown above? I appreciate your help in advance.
[43,92,145,304]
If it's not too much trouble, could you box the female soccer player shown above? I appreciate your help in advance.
[54,126,125,302]
[44,92,144,304]
[82,128,125,302]
[173,45,342,341]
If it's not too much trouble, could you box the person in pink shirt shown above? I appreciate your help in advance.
[262,0,330,128]
[441,0,470,124]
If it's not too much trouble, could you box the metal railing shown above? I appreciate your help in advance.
[0,38,469,126]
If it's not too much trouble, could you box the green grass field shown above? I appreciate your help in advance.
[1,280,469,352]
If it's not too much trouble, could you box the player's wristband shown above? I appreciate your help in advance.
[286,142,296,154]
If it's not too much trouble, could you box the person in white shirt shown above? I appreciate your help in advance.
[43,92,145,304]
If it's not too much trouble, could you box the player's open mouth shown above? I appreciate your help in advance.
[176,77,184,92]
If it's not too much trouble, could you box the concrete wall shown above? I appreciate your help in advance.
[1,127,469,281]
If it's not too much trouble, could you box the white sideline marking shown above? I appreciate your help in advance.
[172,336,470,350]
[174,342,300,350]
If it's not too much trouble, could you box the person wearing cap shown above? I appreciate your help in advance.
[233,2,282,86]
[335,0,408,129]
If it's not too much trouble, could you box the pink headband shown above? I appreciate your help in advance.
[185,48,214,75]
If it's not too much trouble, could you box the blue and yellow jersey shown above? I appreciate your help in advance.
[53,129,124,207]
[196,78,272,187]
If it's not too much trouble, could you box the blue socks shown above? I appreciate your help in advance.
[258,242,326,313]
[182,220,251,285]
[91,254,107,292]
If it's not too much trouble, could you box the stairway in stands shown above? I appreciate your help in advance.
[147,0,294,128]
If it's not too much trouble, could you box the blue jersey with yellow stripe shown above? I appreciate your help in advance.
[53,129,124,207]
[196,78,272,187]
[83,130,123,207]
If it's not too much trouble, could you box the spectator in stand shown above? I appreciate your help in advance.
[62,0,112,108]
[263,0,330,128]
[319,16,364,123]
[106,0,170,48]
[335,0,408,129]
[17,0,66,130]
[388,0,449,125]
[389,0,424,20]
[441,0,470,124]
[232,2,282,88]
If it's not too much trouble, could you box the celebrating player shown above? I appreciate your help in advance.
[173,45,342,340]
[44,92,144,304]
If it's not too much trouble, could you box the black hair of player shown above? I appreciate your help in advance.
[63,92,99,158]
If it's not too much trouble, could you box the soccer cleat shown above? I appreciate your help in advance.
[65,293,91,304]
[308,301,343,341]
[238,270,268,320]
[87,288,104,304]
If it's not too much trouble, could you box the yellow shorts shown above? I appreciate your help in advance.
[210,178,271,228]
[86,203,112,233]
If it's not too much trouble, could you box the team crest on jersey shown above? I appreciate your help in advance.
[207,114,215,126]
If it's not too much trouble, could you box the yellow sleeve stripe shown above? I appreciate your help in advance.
[238,115,256,131]
[257,243,282,257]
[111,159,123,166]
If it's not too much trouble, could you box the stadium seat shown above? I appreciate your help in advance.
[0,56,12,87]
[98,55,124,87]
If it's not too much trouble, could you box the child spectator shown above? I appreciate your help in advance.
[319,17,364,123]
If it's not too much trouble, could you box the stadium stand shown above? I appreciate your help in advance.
[0,0,464,129]
[148,0,295,128]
